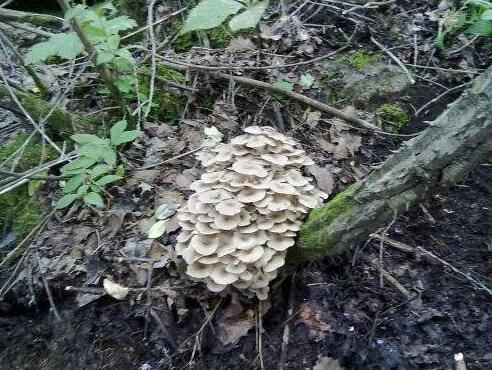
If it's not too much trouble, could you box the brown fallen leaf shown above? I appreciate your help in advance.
[307,164,335,196]
[297,303,332,342]
[215,296,256,346]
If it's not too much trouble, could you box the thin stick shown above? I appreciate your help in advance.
[136,144,206,170]
[0,65,64,156]
[142,0,157,121]
[36,250,61,321]
[154,45,349,71]
[343,0,396,14]
[369,234,415,254]
[156,59,377,130]
[278,273,296,370]
[370,36,415,84]
[415,82,471,116]
[143,261,154,339]
[121,7,186,40]
[257,301,265,370]
[1,20,55,37]
[416,246,492,296]
[454,353,467,370]
[0,168,65,180]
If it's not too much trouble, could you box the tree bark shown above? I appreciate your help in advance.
[294,64,492,261]
[0,84,92,138]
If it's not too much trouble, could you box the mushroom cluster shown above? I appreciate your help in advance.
[175,126,327,300]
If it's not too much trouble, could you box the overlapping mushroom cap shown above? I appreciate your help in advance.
[176,126,327,300]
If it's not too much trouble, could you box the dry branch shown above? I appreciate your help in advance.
[294,64,492,260]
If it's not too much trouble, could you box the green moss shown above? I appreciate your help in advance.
[0,134,55,238]
[375,103,409,132]
[298,185,356,259]
[338,50,377,70]
[158,65,185,83]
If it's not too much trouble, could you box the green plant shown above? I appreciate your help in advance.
[25,2,137,94]
[435,0,492,49]
[181,0,269,34]
[57,120,141,209]
[375,103,409,132]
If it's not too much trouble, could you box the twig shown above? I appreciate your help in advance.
[143,261,155,339]
[0,30,47,93]
[370,36,415,84]
[0,168,65,180]
[343,0,396,14]
[0,20,55,37]
[136,144,206,170]
[0,65,65,156]
[156,59,377,130]
[372,262,412,298]
[121,7,186,41]
[0,7,64,26]
[416,246,492,296]
[36,249,61,321]
[155,75,198,92]
[278,273,296,370]
[155,45,348,71]
[369,234,415,254]
[0,0,14,8]
[142,0,157,121]
[257,301,265,370]
[0,210,54,269]
[415,82,471,116]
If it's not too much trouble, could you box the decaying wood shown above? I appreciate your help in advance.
[0,84,92,137]
[294,64,492,260]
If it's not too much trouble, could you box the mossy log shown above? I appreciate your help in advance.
[0,8,63,27]
[294,64,492,261]
[0,84,92,138]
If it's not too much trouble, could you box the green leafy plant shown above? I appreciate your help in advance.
[435,0,492,49]
[57,120,141,209]
[25,2,137,93]
[181,0,269,34]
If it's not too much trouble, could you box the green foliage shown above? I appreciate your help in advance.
[25,2,137,94]
[57,120,141,209]
[181,0,268,34]
[375,103,409,132]
[0,134,56,238]
[435,0,492,49]
[338,51,376,70]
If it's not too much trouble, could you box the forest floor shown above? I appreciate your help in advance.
[0,1,491,369]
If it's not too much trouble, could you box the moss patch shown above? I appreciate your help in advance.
[0,134,55,238]
[375,103,409,132]
[338,50,377,70]
[297,185,357,260]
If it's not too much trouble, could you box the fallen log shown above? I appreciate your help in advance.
[295,64,492,260]
[0,84,92,138]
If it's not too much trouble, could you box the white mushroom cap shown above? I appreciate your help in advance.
[206,280,228,292]
[190,180,211,193]
[244,126,267,135]
[211,214,242,230]
[216,244,236,257]
[285,169,309,187]
[186,263,214,279]
[198,189,232,204]
[190,235,219,255]
[270,181,297,195]
[215,199,244,215]
[245,135,276,148]
[201,171,225,183]
[196,222,221,235]
[264,254,286,273]
[233,280,252,289]
[181,247,201,264]
[238,223,259,233]
[225,262,247,274]
[198,255,221,264]
[236,246,264,263]
[232,160,268,177]
[210,265,239,285]
[237,188,266,203]
[267,236,295,251]
[239,270,254,281]
[188,201,213,214]
[261,153,289,166]
[255,287,269,300]
[232,231,267,250]
[176,232,193,243]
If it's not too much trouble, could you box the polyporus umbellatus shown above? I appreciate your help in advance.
[175,126,327,299]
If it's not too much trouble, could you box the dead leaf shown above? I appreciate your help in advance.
[313,356,345,370]
[103,279,129,300]
[303,110,321,128]
[215,296,256,346]
[297,303,332,342]
[227,37,256,52]
[307,165,335,196]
